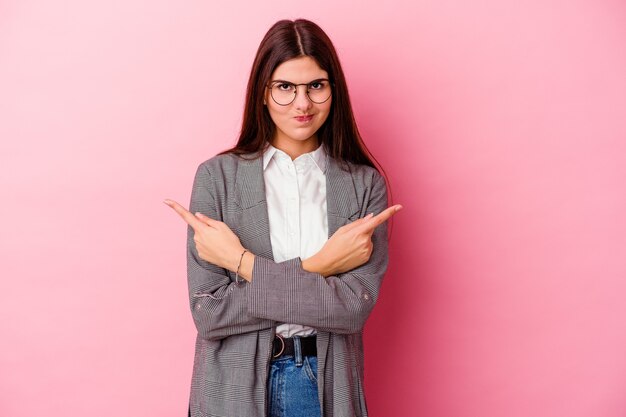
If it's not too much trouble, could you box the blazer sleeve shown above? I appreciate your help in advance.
[244,170,390,334]
[187,162,276,341]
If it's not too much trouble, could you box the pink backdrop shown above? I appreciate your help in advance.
[2,1,626,416]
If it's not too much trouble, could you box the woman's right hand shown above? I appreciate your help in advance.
[302,204,402,277]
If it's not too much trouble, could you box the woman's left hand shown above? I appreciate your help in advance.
[163,198,245,272]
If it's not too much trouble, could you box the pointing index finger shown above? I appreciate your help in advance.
[360,204,403,233]
[164,199,205,231]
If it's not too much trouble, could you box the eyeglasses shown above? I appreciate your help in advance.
[266,78,332,106]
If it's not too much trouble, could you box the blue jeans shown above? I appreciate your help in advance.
[267,338,321,417]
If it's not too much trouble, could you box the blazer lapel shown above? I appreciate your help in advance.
[234,151,360,260]
[235,155,266,209]
[324,154,360,237]
[233,155,274,260]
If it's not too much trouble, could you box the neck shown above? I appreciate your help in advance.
[271,135,319,160]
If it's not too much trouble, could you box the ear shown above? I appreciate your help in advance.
[263,88,269,105]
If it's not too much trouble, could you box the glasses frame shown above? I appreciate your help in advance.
[266,78,333,106]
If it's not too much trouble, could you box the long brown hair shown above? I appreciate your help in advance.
[218,19,383,173]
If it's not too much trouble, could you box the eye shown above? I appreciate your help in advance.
[309,81,324,89]
[277,83,294,91]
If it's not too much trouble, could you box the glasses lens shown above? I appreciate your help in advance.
[271,83,296,105]
[307,80,331,104]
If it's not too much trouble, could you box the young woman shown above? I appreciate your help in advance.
[165,18,402,417]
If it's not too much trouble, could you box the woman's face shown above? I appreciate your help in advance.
[264,56,332,151]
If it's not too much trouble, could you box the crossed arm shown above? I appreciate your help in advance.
[165,165,401,340]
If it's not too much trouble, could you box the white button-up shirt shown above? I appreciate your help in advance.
[262,142,329,338]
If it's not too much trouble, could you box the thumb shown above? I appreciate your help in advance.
[194,212,218,227]
[342,212,374,232]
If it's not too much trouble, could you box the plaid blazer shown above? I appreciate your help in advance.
[187,149,389,417]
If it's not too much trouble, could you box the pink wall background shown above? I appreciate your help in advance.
[2,1,626,416]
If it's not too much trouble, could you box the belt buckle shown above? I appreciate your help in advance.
[272,334,285,358]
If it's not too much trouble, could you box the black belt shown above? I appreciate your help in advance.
[272,334,317,359]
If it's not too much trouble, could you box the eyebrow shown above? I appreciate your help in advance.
[269,77,329,84]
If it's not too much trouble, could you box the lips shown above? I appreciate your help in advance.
[295,115,314,122]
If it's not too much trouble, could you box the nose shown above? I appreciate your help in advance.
[293,85,313,111]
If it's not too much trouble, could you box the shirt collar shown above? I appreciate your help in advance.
[262,142,328,173]
[262,144,278,170]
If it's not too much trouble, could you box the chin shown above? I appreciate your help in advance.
[292,131,315,140]
[282,128,318,142]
